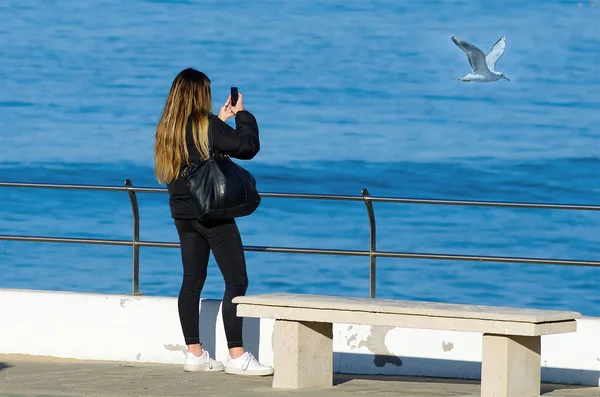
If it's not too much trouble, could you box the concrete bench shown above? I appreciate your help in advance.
[233,293,581,397]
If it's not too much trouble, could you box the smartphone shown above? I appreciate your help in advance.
[230,87,239,106]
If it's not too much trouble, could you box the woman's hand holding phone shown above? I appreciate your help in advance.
[230,92,244,114]
[218,95,235,121]
[217,91,245,122]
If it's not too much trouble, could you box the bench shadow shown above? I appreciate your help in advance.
[333,373,479,386]
[541,383,596,395]
[0,362,13,371]
[242,316,261,359]
[199,298,261,360]
[199,298,221,357]
[333,353,600,395]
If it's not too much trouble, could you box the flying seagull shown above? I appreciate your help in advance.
[451,36,509,82]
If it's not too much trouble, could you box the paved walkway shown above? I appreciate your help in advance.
[0,355,598,397]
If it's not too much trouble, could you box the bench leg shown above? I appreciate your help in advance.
[272,319,333,389]
[481,334,541,397]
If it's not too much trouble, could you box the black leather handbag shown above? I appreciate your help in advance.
[181,119,261,222]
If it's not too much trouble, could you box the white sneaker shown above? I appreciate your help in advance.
[183,350,224,372]
[225,352,274,376]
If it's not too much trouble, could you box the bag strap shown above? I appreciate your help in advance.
[207,114,227,160]
[181,114,213,178]
[207,115,214,159]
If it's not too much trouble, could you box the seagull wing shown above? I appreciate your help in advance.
[485,36,506,71]
[451,36,490,74]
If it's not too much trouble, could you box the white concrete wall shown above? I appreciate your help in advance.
[1,289,598,386]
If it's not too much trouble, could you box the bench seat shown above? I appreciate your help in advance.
[233,293,581,397]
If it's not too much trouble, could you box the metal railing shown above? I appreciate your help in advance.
[1,180,600,298]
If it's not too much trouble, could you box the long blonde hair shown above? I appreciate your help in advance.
[154,68,212,184]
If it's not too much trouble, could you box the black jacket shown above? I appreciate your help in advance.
[167,110,260,219]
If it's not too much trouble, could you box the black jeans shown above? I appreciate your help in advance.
[174,218,248,349]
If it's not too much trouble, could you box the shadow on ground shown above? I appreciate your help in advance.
[0,362,13,371]
[541,383,596,395]
[333,373,595,396]
[332,352,600,395]
[333,373,478,386]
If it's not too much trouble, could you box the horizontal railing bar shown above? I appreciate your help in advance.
[0,235,371,256]
[2,181,598,211]
[243,245,370,256]
[137,240,179,248]
[138,240,371,255]
[0,235,133,246]
[373,250,600,267]
[0,182,365,201]
[2,234,599,267]
[130,189,364,201]
[125,187,166,193]
[368,196,600,211]
[258,193,364,201]
[0,182,600,211]
[0,182,128,192]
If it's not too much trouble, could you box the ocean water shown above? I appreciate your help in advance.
[1,0,599,315]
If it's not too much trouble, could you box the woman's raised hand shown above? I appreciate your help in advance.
[218,95,235,121]
[230,92,245,114]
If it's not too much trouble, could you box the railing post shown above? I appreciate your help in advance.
[125,179,142,295]
[362,188,377,298]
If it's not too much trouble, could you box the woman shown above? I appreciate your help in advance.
[154,68,273,376]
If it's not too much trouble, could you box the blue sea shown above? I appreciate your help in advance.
[1,0,599,315]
